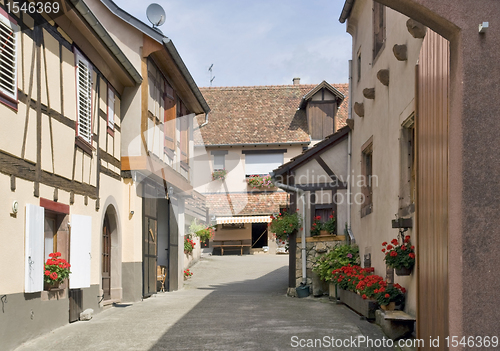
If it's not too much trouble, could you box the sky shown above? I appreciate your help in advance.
[116,0,352,88]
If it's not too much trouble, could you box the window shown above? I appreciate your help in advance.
[244,151,284,176]
[373,1,386,60]
[0,10,18,107]
[75,49,93,145]
[361,138,373,217]
[164,96,176,151]
[44,214,57,261]
[107,86,115,131]
[399,115,415,215]
[211,150,228,170]
[357,51,361,83]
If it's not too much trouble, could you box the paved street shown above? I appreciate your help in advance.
[15,255,394,351]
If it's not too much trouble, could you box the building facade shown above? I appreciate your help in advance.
[194,80,347,253]
[0,1,140,349]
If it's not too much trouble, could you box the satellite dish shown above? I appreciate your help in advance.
[146,3,166,28]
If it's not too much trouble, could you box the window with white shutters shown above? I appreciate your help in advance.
[0,12,18,102]
[75,49,93,144]
[107,86,115,130]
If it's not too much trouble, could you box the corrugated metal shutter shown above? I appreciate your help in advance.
[69,214,92,289]
[0,14,18,101]
[25,204,45,293]
[75,50,92,144]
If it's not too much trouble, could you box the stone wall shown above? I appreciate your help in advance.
[295,236,347,295]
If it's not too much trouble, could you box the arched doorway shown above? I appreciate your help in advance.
[101,203,121,303]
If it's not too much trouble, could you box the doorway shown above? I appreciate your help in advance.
[252,223,268,248]
[102,214,111,300]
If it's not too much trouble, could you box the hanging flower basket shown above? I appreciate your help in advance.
[395,266,413,276]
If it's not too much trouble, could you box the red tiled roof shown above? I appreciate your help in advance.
[196,83,349,146]
[206,192,289,216]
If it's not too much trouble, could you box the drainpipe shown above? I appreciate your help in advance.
[347,60,355,243]
[270,176,307,284]
[200,112,209,128]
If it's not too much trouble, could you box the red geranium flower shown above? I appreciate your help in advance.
[382,249,386,252]
[362,294,367,299]
[409,253,415,259]
[382,242,387,246]
[385,293,390,298]
[390,251,398,257]
[50,272,58,280]
[405,235,411,243]
[401,245,407,251]
[386,245,393,250]
[44,270,50,276]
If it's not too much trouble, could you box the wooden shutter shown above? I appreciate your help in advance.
[25,204,45,293]
[164,96,175,151]
[69,214,92,289]
[107,87,115,129]
[0,13,18,101]
[75,50,93,144]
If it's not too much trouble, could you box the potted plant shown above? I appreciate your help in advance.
[212,169,227,181]
[313,244,360,282]
[323,214,336,235]
[195,226,215,243]
[184,236,196,254]
[268,210,302,241]
[246,175,274,189]
[382,235,416,275]
[183,269,193,280]
[375,284,406,311]
[310,215,323,236]
[44,252,71,290]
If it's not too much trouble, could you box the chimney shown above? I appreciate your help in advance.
[292,77,300,85]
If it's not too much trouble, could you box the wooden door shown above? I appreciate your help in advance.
[416,29,450,350]
[102,215,111,300]
[143,183,158,297]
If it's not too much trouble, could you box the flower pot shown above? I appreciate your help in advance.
[44,281,61,291]
[380,302,396,311]
[319,230,329,236]
[395,266,412,276]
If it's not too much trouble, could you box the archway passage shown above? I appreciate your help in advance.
[102,214,112,300]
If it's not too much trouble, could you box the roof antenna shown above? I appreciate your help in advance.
[208,64,215,86]
[146,3,166,33]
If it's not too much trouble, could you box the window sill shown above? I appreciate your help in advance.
[0,92,18,111]
[75,137,94,156]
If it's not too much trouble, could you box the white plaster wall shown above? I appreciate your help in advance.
[347,2,423,316]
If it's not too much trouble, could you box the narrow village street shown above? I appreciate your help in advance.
[14,255,394,351]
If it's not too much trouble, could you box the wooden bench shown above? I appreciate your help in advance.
[212,240,251,256]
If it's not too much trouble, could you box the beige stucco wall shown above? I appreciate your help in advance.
[193,144,305,195]
[347,2,423,316]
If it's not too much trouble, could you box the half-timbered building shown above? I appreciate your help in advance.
[0,0,141,349]
[87,0,210,298]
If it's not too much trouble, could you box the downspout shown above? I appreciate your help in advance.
[200,112,209,128]
[347,60,355,243]
[271,177,307,284]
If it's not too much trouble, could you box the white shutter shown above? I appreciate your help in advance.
[245,153,284,175]
[75,50,92,144]
[70,214,92,289]
[107,87,115,129]
[0,14,18,100]
[25,204,44,293]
